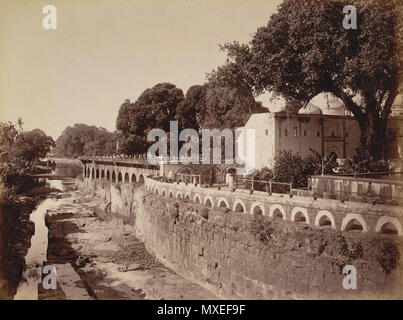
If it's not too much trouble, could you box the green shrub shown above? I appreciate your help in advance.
[200,208,209,219]
[249,215,274,245]
[248,150,337,191]
[367,238,400,274]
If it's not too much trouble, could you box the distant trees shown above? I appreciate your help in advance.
[54,124,117,158]
[209,0,402,160]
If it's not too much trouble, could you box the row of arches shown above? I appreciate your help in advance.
[165,164,239,185]
[147,184,403,236]
[84,166,144,184]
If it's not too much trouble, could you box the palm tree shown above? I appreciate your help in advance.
[17,117,24,133]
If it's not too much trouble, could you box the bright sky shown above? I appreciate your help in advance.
[0,0,283,139]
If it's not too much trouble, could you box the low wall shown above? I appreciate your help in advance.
[146,177,403,235]
[78,178,403,299]
[310,175,403,205]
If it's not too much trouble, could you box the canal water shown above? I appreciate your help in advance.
[14,162,82,300]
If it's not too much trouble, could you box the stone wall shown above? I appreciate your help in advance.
[310,175,403,205]
[146,177,403,235]
[0,198,35,299]
[78,178,403,299]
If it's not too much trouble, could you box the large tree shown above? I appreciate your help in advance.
[1,124,55,173]
[10,129,54,165]
[0,123,55,196]
[0,122,18,157]
[116,83,185,154]
[177,83,267,131]
[209,0,402,159]
[176,85,206,131]
[54,124,117,158]
[116,82,266,156]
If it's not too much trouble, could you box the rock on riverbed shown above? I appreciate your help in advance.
[41,190,216,300]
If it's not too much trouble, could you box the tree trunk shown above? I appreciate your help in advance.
[333,88,392,161]
[357,115,387,161]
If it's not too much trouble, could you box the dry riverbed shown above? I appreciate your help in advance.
[0,186,62,300]
[40,188,216,300]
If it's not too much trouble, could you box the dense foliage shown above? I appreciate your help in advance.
[54,124,117,158]
[251,150,337,191]
[116,83,184,154]
[209,0,403,160]
[0,122,18,158]
[116,82,267,154]
[1,122,54,169]
[11,129,55,164]
[249,216,400,275]
[0,121,55,198]
[177,84,267,130]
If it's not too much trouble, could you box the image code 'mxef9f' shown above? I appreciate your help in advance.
[0,0,402,308]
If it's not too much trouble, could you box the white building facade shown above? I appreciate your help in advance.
[237,102,403,171]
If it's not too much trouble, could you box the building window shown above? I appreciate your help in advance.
[293,127,298,137]
[317,131,320,137]
[331,131,335,137]
[346,132,349,137]
[304,130,307,136]
[285,129,288,136]
[265,129,268,135]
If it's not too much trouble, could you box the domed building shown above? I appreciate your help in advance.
[236,92,403,171]
[303,93,351,115]
[391,94,403,117]
[298,102,323,115]
[321,95,351,116]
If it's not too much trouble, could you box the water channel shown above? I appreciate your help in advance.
[13,163,82,300]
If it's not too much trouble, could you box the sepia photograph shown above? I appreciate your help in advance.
[0,0,402,308]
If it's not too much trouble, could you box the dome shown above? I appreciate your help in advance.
[327,96,345,109]
[391,94,403,116]
[322,95,346,115]
[392,94,403,109]
[298,102,323,115]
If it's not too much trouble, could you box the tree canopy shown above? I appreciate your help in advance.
[54,124,117,158]
[11,129,55,164]
[177,84,267,130]
[1,121,55,193]
[0,121,18,157]
[116,83,185,154]
[209,0,402,159]
[116,82,266,154]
